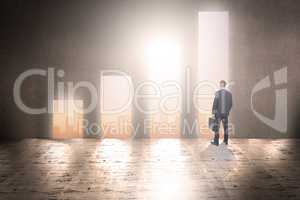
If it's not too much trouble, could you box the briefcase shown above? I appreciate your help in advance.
[209,117,218,132]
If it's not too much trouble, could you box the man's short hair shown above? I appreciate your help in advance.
[220,80,227,87]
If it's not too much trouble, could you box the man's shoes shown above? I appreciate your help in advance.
[211,140,219,146]
[211,133,219,146]
[224,135,228,145]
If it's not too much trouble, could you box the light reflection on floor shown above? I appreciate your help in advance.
[147,140,190,200]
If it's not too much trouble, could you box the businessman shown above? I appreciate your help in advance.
[211,80,233,146]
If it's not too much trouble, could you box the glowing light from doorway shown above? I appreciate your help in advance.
[52,99,83,139]
[144,38,182,82]
[197,11,229,136]
[144,38,182,137]
[198,11,229,83]
[197,11,229,113]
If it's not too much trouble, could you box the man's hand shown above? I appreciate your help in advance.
[212,109,217,115]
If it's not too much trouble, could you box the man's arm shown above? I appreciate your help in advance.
[212,92,219,114]
[228,92,232,112]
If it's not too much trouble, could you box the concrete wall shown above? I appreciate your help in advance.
[230,0,300,138]
[0,0,299,139]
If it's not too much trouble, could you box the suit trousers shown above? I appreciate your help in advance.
[214,114,229,142]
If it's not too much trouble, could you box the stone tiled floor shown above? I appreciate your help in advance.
[0,139,299,200]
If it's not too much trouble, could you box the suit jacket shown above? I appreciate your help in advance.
[212,89,232,116]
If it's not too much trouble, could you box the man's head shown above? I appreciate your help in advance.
[219,80,227,88]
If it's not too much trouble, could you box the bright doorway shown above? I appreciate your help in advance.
[197,11,229,137]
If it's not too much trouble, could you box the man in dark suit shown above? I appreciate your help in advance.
[211,80,233,146]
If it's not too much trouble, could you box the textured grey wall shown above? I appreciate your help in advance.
[230,0,300,138]
[0,0,299,139]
